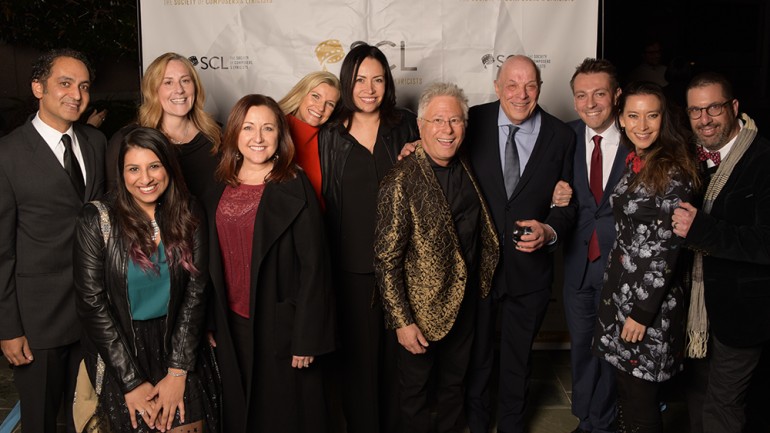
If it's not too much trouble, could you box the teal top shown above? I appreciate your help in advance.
[127,241,170,320]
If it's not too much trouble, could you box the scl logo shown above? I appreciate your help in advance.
[188,56,230,70]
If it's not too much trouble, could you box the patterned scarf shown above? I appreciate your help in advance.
[686,113,758,358]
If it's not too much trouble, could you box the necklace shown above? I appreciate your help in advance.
[163,122,190,145]
[151,219,160,241]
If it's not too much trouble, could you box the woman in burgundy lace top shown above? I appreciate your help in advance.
[201,94,335,433]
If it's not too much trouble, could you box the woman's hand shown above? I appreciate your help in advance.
[291,355,315,369]
[124,382,156,429]
[147,369,187,431]
[551,180,572,207]
[621,317,647,344]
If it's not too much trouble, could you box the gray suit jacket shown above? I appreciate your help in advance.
[0,120,105,349]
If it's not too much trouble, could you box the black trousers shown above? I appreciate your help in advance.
[614,369,662,433]
[397,287,477,433]
[335,271,399,433]
[466,289,551,433]
[703,335,765,433]
[13,340,81,433]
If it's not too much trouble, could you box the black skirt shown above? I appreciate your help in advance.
[92,317,220,433]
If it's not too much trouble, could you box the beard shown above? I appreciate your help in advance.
[694,115,739,151]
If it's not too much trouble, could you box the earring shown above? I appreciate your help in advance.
[272,153,279,161]
[235,152,242,160]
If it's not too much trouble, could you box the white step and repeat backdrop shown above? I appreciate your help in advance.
[140,0,598,123]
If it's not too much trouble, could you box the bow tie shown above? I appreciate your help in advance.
[697,146,721,165]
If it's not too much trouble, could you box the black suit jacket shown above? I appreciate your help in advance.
[686,133,770,347]
[466,102,576,297]
[0,120,105,349]
[563,120,629,290]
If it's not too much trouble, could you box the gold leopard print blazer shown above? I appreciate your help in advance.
[374,143,499,341]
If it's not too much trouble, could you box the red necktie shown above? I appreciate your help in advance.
[587,135,602,262]
[696,145,721,165]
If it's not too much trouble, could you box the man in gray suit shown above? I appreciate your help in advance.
[0,48,106,433]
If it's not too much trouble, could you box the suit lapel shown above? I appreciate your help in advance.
[415,145,455,231]
[603,142,630,206]
[74,125,97,201]
[22,123,81,200]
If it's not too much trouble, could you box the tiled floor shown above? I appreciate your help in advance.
[0,349,694,433]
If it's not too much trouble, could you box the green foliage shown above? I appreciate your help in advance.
[0,0,138,60]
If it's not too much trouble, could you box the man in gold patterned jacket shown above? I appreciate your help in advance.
[375,82,499,433]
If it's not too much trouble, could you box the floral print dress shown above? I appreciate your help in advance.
[593,164,693,382]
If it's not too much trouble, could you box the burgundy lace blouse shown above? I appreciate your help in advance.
[216,183,266,318]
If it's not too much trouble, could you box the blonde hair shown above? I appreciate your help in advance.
[138,52,221,152]
[278,71,341,116]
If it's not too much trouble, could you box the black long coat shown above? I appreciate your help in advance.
[201,171,335,433]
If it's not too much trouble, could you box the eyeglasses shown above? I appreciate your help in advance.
[686,101,732,120]
[420,117,465,128]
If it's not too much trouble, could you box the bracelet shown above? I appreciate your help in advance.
[167,369,187,377]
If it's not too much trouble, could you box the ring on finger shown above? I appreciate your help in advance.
[138,409,146,416]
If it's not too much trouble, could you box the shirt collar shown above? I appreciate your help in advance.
[586,122,621,146]
[31,113,76,148]
[497,105,540,134]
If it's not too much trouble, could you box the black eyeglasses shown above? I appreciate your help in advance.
[686,101,732,120]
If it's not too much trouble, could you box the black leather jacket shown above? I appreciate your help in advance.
[318,108,419,257]
[73,197,208,393]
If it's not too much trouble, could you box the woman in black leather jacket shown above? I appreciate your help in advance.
[74,127,219,433]
[318,43,419,433]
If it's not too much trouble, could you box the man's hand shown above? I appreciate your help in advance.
[514,220,554,253]
[672,202,698,238]
[1,336,34,366]
[396,324,429,354]
[551,180,572,208]
[398,141,418,160]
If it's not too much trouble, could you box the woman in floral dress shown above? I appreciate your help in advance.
[593,81,700,433]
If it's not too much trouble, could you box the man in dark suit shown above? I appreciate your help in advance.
[464,55,576,433]
[0,49,106,433]
[557,58,625,433]
[672,72,770,433]
[376,82,499,433]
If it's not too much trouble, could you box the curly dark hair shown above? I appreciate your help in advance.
[31,48,94,83]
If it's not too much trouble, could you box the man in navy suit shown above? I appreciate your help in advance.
[673,72,770,433]
[0,49,105,433]
[464,55,576,433]
[556,58,626,433]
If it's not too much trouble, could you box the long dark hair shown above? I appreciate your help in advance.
[331,43,401,129]
[616,81,700,194]
[216,94,297,186]
[115,127,198,274]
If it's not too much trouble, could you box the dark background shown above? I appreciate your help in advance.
[1,0,768,137]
